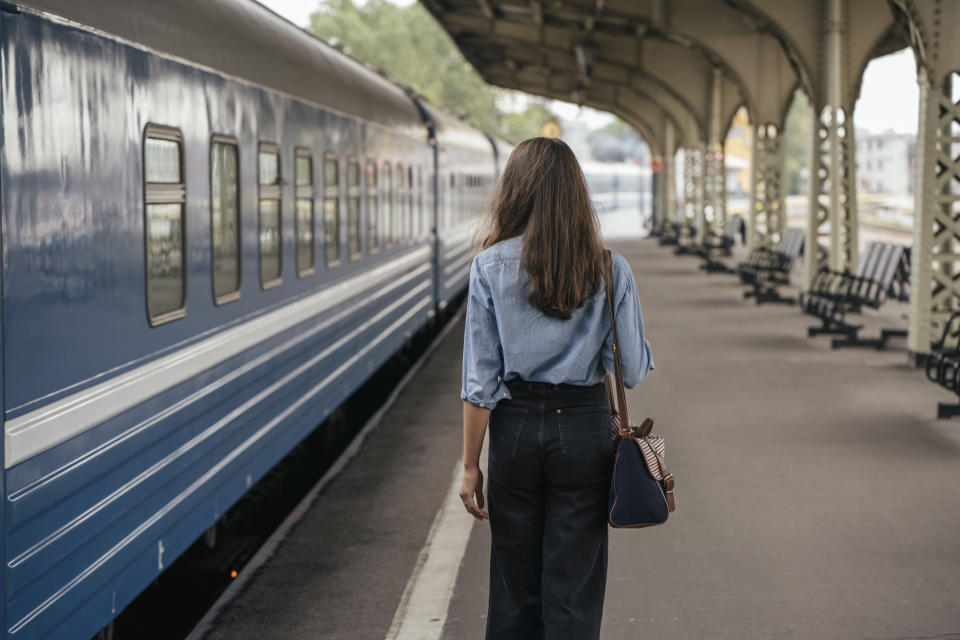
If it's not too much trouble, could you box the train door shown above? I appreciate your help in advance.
[433,159,444,311]
[0,163,6,635]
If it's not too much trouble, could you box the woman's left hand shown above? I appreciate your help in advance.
[459,465,489,520]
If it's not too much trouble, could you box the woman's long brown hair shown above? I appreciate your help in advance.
[478,137,604,320]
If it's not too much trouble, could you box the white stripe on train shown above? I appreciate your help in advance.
[4,246,431,468]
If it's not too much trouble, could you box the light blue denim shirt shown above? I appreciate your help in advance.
[460,235,654,409]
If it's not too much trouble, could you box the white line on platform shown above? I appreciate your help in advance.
[384,458,478,640]
[186,306,466,640]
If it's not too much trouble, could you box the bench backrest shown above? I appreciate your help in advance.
[855,244,894,303]
[888,247,911,301]
[860,244,906,307]
[777,228,805,260]
[855,242,880,278]
[877,245,905,291]
[935,310,960,351]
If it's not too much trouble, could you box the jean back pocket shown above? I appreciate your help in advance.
[557,406,617,460]
[488,406,528,462]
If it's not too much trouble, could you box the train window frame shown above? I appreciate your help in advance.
[143,123,187,327]
[209,134,242,306]
[395,162,405,243]
[295,147,316,278]
[366,160,380,254]
[323,152,341,269]
[407,166,414,241]
[416,165,423,240]
[258,142,283,290]
[346,157,362,260]
[382,161,393,249]
[450,173,456,225]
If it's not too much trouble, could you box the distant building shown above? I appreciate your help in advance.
[724,107,752,197]
[855,129,915,194]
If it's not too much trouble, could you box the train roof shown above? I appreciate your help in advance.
[491,137,515,159]
[420,102,497,158]
[16,0,427,135]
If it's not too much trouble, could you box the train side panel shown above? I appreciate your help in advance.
[1,13,432,639]
[424,106,498,309]
[0,110,6,640]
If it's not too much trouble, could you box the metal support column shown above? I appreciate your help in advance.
[702,66,726,246]
[650,156,661,232]
[825,0,858,272]
[805,104,830,289]
[748,124,784,249]
[908,67,960,357]
[660,120,676,235]
[680,147,703,246]
[805,0,859,286]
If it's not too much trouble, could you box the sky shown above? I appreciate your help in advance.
[258,0,919,136]
[855,48,918,134]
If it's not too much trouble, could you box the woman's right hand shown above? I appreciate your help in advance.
[460,465,489,520]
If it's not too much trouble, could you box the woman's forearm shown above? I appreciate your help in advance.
[463,400,491,468]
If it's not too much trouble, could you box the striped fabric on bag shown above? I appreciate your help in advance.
[611,415,667,481]
[636,435,666,481]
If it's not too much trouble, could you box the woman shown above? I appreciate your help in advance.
[459,137,654,640]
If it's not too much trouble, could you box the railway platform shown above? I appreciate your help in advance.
[190,225,960,640]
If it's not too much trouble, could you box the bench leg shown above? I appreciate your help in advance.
[831,335,881,349]
[808,325,849,337]
[832,327,908,350]
[909,351,928,368]
[881,328,907,343]
[754,287,796,305]
[701,259,733,274]
[937,403,960,419]
[808,317,849,337]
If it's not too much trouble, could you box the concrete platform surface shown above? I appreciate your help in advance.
[446,238,960,639]
[197,232,960,640]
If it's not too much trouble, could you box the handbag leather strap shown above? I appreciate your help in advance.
[603,249,675,512]
[602,249,632,432]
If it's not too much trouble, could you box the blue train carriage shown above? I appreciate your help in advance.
[421,104,499,310]
[0,1,436,637]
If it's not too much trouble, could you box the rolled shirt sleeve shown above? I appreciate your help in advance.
[461,256,510,409]
[603,252,654,388]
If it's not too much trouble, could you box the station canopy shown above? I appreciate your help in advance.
[421,0,909,152]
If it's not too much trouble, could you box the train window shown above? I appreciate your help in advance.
[211,136,241,304]
[407,166,414,240]
[395,162,405,241]
[347,158,361,259]
[382,161,393,248]
[367,161,379,253]
[143,124,186,326]
[295,149,315,277]
[428,170,436,233]
[258,143,282,289]
[451,173,456,227]
[416,166,423,239]
[323,153,340,267]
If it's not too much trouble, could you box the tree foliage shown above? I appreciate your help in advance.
[588,118,648,162]
[783,89,812,195]
[308,0,555,143]
[499,104,556,144]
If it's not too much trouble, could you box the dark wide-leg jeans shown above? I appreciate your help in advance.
[485,378,616,640]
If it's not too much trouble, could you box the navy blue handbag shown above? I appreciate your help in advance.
[602,250,675,528]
